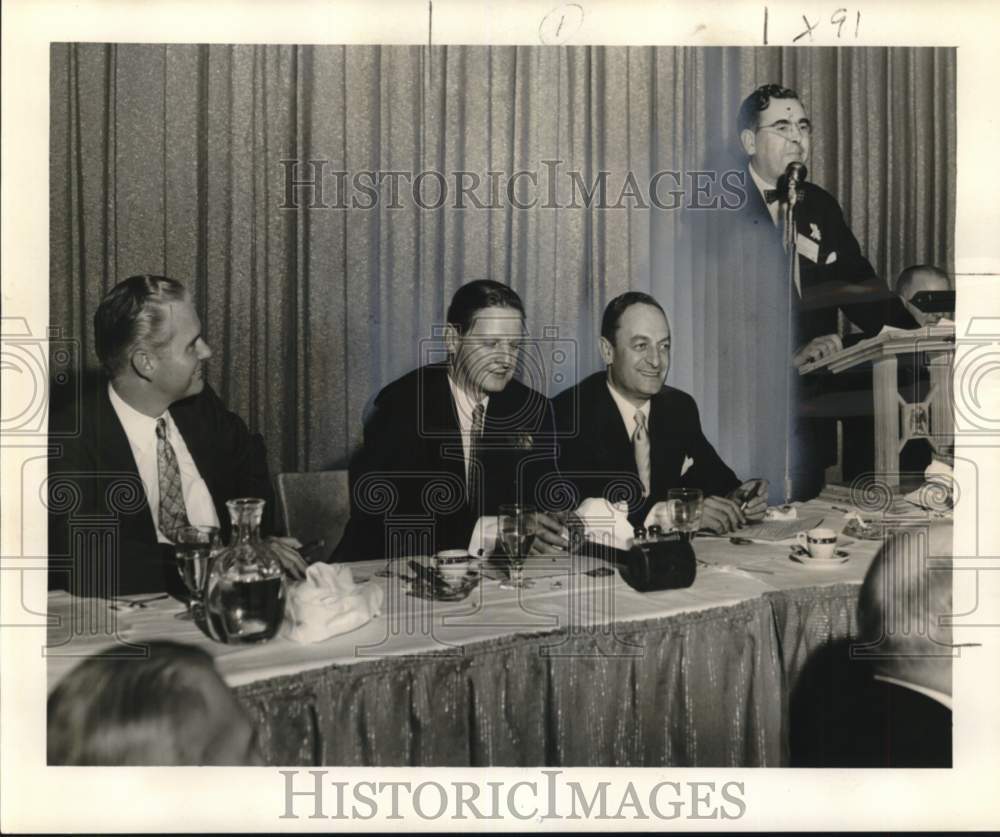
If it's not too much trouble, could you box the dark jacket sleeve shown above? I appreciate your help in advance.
[520,395,564,511]
[552,386,607,507]
[810,190,917,337]
[332,387,409,561]
[195,384,276,534]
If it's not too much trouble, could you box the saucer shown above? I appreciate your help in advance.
[789,550,848,569]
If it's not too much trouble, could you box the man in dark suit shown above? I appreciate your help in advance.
[792,525,953,767]
[48,275,304,597]
[552,292,768,534]
[716,83,917,499]
[333,280,566,561]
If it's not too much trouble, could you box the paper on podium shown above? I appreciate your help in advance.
[798,321,955,375]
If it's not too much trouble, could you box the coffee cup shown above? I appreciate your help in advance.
[796,527,838,560]
[434,549,473,580]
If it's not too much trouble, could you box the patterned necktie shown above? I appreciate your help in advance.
[467,402,485,510]
[156,417,190,541]
[633,410,652,498]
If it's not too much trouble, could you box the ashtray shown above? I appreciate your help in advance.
[404,559,481,601]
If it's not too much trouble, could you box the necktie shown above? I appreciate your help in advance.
[633,410,651,498]
[467,402,485,510]
[156,417,190,541]
[763,188,780,204]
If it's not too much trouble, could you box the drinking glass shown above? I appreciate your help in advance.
[175,525,220,620]
[497,503,536,589]
[666,488,704,542]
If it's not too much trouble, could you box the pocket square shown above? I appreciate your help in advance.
[681,456,695,476]
[825,251,837,264]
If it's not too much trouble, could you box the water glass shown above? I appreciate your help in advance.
[666,488,704,542]
[497,504,536,589]
[175,525,220,620]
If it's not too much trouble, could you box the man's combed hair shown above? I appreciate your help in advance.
[895,264,952,296]
[446,279,525,335]
[737,83,801,135]
[601,291,667,344]
[47,641,225,765]
[93,274,188,377]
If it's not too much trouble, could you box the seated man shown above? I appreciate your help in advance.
[47,640,261,765]
[552,292,767,534]
[792,525,953,766]
[48,275,304,598]
[334,280,565,561]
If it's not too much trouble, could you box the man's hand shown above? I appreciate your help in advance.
[701,496,746,534]
[262,536,308,579]
[793,333,843,368]
[730,478,769,522]
[528,511,570,554]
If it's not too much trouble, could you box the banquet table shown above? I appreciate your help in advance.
[46,496,925,767]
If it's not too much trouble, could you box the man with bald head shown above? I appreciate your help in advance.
[794,524,953,766]
[896,264,953,327]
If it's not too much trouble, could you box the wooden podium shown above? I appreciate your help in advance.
[799,324,955,489]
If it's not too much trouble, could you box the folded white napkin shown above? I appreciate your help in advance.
[903,459,954,511]
[281,562,384,643]
[467,516,498,557]
[575,498,634,551]
[643,501,673,531]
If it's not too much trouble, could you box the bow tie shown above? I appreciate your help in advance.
[763,188,782,204]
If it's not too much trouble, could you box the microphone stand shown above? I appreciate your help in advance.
[782,186,800,505]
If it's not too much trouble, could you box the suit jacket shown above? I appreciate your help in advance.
[333,363,558,561]
[736,174,916,348]
[48,381,275,597]
[799,675,951,767]
[552,372,741,526]
[695,170,917,496]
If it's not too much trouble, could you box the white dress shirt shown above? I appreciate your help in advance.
[873,673,953,711]
[447,375,490,483]
[108,383,220,543]
[606,379,651,441]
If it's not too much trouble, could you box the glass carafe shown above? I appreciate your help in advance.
[203,498,286,644]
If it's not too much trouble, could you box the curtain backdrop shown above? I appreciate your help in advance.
[50,44,956,479]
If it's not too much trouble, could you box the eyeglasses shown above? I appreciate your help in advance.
[756,118,812,138]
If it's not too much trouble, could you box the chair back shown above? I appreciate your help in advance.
[274,471,351,559]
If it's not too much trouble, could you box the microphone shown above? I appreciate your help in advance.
[779,161,807,207]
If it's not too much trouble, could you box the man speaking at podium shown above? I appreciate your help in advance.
[730,84,915,498]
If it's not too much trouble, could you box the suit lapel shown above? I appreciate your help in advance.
[93,384,144,475]
[170,397,218,505]
[421,364,466,485]
[93,384,157,539]
[590,376,636,476]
